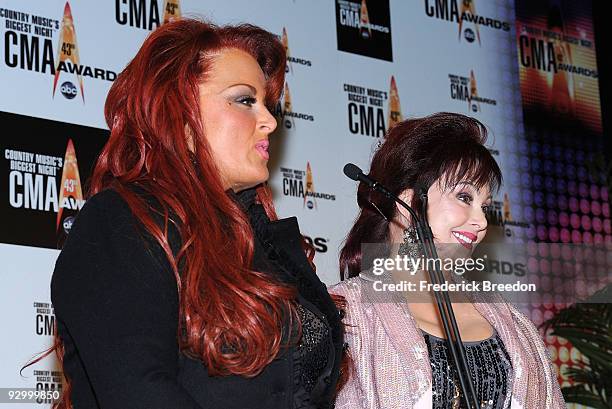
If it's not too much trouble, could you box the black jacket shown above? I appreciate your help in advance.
[51,189,343,409]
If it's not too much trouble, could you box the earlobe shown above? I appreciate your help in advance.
[184,125,195,153]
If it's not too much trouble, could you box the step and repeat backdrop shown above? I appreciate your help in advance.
[0,0,605,407]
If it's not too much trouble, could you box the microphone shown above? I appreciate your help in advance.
[342,163,363,182]
[342,163,394,199]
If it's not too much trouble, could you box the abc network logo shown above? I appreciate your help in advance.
[464,28,475,43]
[63,216,75,234]
[60,81,78,99]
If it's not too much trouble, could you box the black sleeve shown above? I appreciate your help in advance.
[51,190,203,409]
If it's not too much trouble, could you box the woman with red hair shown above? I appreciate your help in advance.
[50,19,344,409]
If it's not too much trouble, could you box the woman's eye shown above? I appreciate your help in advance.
[457,193,473,204]
[236,96,256,106]
[481,205,490,213]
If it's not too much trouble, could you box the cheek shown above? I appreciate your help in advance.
[478,226,488,241]
[226,107,257,132]
[204,108,256,158]
[224,111,257,155]
[428,202,467,238]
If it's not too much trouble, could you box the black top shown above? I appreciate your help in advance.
[422,330,513,409]
[51,188,343,409]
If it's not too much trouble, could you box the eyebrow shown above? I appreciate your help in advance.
[455,181,493,200]
[225,83,258,94]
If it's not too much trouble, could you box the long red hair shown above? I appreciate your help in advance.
[94,18,293,373]
[53,19,297,407]
[23,19,349,408]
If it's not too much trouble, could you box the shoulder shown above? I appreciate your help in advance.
[80,188,136,221]
[328,276,363,300]
[328,272,378,301]
[65,188,168,247]
[52,189,178,311]
[506,303,543,338]
[65,189,135,238]
[54,188,170,280]
[328,275,377,323]
[54,190,149,271]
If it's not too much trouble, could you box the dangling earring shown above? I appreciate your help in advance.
[398,225,421,258]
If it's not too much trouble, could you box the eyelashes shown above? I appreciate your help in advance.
[457,192,473,204]
[234,95,257,106]
[456,191,490,213]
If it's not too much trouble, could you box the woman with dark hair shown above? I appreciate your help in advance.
[330,113,565,408]
[49,19,345,409]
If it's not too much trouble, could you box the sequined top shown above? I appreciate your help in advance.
[293,301,335,408]
[423,330,512,409]
[329,273,566,409]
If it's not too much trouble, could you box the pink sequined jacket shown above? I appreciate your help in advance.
[329,274,566,409]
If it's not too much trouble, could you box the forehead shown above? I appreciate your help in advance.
[203,48,266,92]
[437,165,495,197]
[456,180,491,195]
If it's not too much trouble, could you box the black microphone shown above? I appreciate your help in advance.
[342,163,394,199]
[343,162,424,242]
[342,163,364,182]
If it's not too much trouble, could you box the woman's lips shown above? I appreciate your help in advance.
[255,141,269,160]
[451,230,476,250]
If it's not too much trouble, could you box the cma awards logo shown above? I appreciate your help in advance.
[517,20,597,119]
[335,0,392,61]
[344,75,403,138]
[448,70,496,112]
[387,76,402,128]
[337,0,389,39]
[52,2,84,102]
[280,162,336,210]
[1,2,117,102]
[424,0,511,45]
[281,27,312,74]
[28,301,64,405]
[273,82,314,129]
[7,139,85,236]
[115,0,181,30]
[359,0,371,39]
[56,139,84,235]
[30,297,64,404]
[33,302,55,336]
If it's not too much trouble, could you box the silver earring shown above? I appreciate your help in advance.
[398,226,421,258]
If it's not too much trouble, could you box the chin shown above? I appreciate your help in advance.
[258,169,270,184]
[249,170,269,187]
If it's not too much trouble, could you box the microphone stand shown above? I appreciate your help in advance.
[344,164,479,409]
[418,190,480,409]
